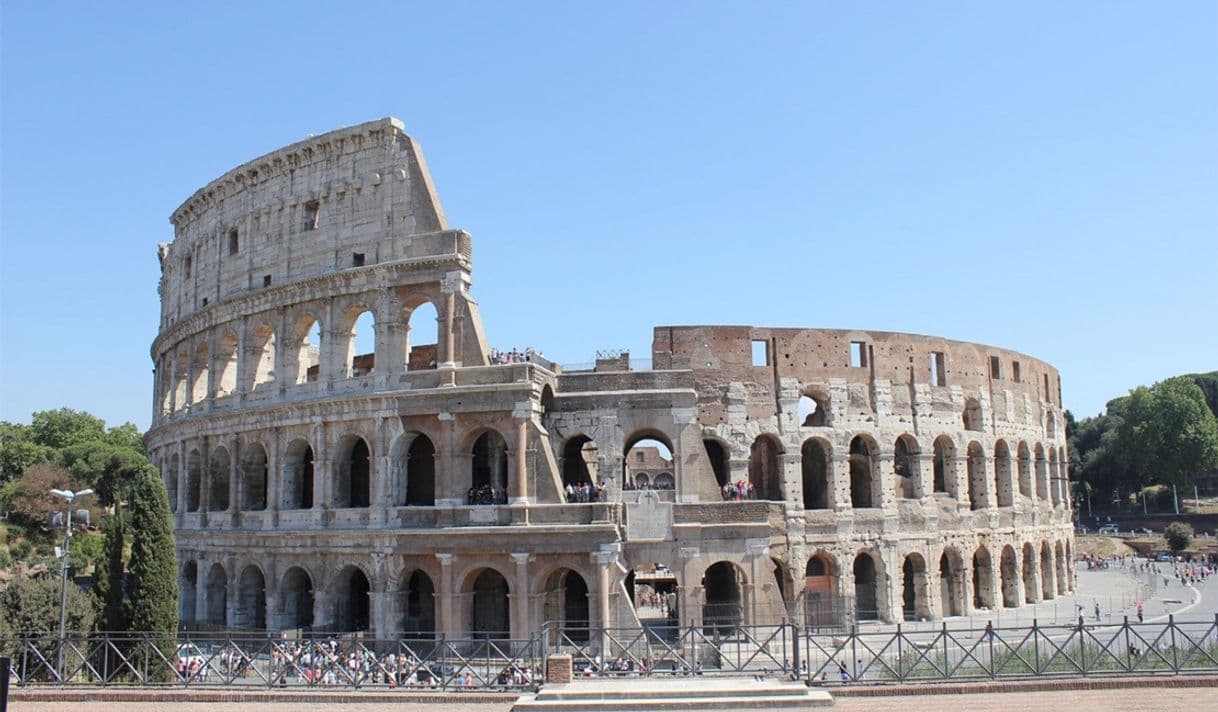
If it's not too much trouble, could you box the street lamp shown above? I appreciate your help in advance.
[50,488,93,681]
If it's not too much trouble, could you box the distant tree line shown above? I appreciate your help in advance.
[1069,372,1218,512]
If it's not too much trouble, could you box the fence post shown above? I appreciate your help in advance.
[791,622,801,679]
[941,622,949,681]
[850,623,858,683]
[1032,618,1040,674]
[1,655,10,712]
[1122,616,1132,673]
[986,621,995,680]
[896,623,904,683]
[1077,616,1087,675]
[1168,614,1178,673]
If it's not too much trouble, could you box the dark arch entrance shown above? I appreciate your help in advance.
[406,435,436,505]
[343,438,371,508]
[562,435,597,487]
[748,436,783,501]
[703,562,744,632]
[470,568,511,639]
[237,566,267,630]
[400,570,436,637]
[471,431,509,503]
[939,549,964,617]
[335,566,371,632]
[703,439,729,488]
[849,437,875,508]
[853,554,879,621]
[802,439,829,509]
[280,567,314,630]
[284,441,314,509]
[543,569,590,642]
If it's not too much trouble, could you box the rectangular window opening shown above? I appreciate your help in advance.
[262,274,272,288]
[989,355,1002,379]
[227,229,239,256]
[849,341,867,368]
[1012,361,1022,383]
[352,252,366,267]
[201,297,208,306]
[931,351,946,387]
[184,256,192,278]
[1043,373,1050,399]
[302,200,320,232]
[751,339,769,367]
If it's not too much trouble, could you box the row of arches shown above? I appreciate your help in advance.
[158,298,440,415]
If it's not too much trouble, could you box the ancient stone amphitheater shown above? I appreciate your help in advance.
[147,117,1075,639]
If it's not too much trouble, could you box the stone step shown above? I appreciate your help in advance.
[512,679,833,711]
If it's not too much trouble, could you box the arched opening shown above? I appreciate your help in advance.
[293,317,322,384]
[703,562,745,632]
[803,553,839,628]
[173,347,188,409]
[206,563,227,626]
[748,435,783,501]
[939,548,964,617]
[190,342,209,404]
[181,561,197,624]
[406,301,439,370]
[894,435,919,500]
[1034,444,1048,501]
[237,566,266,630]
[186,449,202,512]
[282,440,314,510]
[471,430,508,504]
[215,330,238,397]
[624,432,674,497]
[853,553,879,621]
[280,567,315,630]
[469,568,510,639]
[1021,543,1037,604]
[1046,412,1057,440]
[399,570,436,638]
[799,390,829,427]
[543,569,590,642]
[403,434,436,506]
[1000,545,1019,608]
[849,436,876,508]
[166,456,179,513]
[962,398,983,432]
[653,472,674,489]
[561,435,598,488]
[1017,442,1032,498]
[994,440,1013,507]
[346,310,376,377]
[966,441,987,511]
[1049,449,1061,506]
[249,323,276,389]
[972,547,994,610]
[626,563,678,628]
[801,438,830,509]
[242,443,268,511]
[334,436,371,508]
[539,385,555,417]
[634,473,650,489]
[703,439,729,488]
[901,553,930,621]
[334,566,371,632]
[208,446,231,512]
[1040,541,1055,600]
[932,436,955,495]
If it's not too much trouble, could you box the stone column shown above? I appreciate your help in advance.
[780,453,801,506]
[176,440,188,523]
[593,551,615,630]
[876,450,895,510]
[267,430,280,527]
[510,552,533,639]
[195,557,209,624]
[952,455,971,511]
[1025,552,1042,605]
[374,419,391,525]
[511,402,533,507]
[831,453,851,512]
[436,413,461,506]
[228,437,240,514]
[436,553,457,637]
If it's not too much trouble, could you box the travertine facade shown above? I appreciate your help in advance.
[147,118,1074,638]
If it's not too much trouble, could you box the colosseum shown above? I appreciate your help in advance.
[147,117,1075,641]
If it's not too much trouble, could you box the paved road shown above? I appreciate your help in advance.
[12,688,1218,712]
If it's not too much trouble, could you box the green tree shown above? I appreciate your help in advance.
[0,421,51,484]
[1164,521,1194,553]
[29,408,106,451]
[0,575,95,634]
[93,514,128,632]
[126,466,177,634]
[1115,378,1218,491]
[59,439,148,507]
[0,463,80,529]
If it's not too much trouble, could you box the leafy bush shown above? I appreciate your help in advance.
[1165,521,1194,552]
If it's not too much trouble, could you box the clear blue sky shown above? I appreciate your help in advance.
[2,1,1215,431]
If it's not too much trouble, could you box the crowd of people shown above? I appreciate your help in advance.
[721,480,757,500]
[467,484,507,505]
[565,482,605,502]
[489,347,542,365]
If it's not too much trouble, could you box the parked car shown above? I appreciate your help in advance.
[1098,524,1119,535]
[1155,552,1175,562]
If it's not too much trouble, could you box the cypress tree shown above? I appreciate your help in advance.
[93,512,127,632]
[126,465,178,634]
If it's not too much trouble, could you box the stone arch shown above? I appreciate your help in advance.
[241,441,268,511]
[994,440,1013,507]
[972,546,994,610]
[966,441,987,510]
[166,454,179,513]
[1040,540,1056,600]
[236,564,267,630]
[208,445,231,512]
[634,473,650,488]
[248,322,276,389]
[703,561,746,630]
[465,567,511,639]
[1017,441,1032,498]
[343,307,376,378]
[470,429,509,503]
[280,566,315,630]
[999,544,1019,607]
[539,385,555,417]
[799,388,830,427]
[963,398,983,431]
[901,552,931,621]
[215,329,239,397]
[186,448,202,512]
[852,551,883,621]
[748,434,784,501]
[205,562,227,626]
[333,434,371,508]
[332,563,372,632]
[289,313,323,384]
[1021,542,1038,604]
[398,568,436,637]
[803,551,839,627]
[173,345,189,410]
[1034,443,1048,500]
[849,435,879,508]
[1046,411,1057,440]
[894,434,920,500]
[180,560,198,624]
[654,471,674,489]
[624,429,675,495]
[190,341,209,404]
[561,434,598,488]
[542,568,591,640]
[394,432,436,506]
[703,438,730,488]
[282,438,314,510]
[801,437,831,509]
[405,299,440,370]
[939,547,965,617]
[932,435,956,496]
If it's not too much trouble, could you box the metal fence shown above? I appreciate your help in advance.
[6,615,1218,689]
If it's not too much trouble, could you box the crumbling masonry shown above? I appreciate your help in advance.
[147,117,1075,638]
